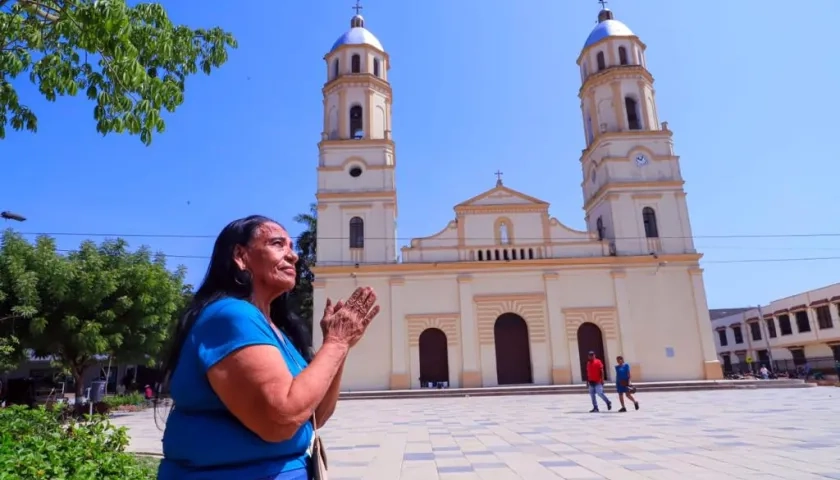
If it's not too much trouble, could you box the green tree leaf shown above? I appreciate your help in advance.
[0,229,188,396]
[0,0,237,145]
[290,203,317,332]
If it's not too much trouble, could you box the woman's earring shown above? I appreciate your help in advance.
[234,269,252,286]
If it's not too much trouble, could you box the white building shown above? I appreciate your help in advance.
[311,7,723,390]
[711,283,840,375]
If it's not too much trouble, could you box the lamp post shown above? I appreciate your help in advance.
[1,211,26,222]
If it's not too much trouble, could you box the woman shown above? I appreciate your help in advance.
[157,215,380,479]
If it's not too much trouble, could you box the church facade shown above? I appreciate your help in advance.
[311,8,723,391]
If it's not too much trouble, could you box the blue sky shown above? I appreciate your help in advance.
[2,0,839,308]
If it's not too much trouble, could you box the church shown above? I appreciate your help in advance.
[310,6,723,391]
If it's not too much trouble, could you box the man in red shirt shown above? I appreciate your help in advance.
[586,351,612,412]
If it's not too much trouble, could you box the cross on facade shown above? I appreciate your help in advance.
[495,170,504,186]
[352,0,363,15]
[598,0,608,8]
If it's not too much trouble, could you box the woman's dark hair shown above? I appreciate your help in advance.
[159,215,313,396]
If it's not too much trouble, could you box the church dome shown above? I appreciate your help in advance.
[330,15,384,52]
[583,9,634,49]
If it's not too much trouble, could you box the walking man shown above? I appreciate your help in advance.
[615,355,639,412]
[586,351,612,412]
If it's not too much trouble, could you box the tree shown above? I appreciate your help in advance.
[0,230,187,397]
[290,203,316,330]
[0,0,237,144]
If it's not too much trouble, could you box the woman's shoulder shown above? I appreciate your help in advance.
[200,297,260,318]
[195,297,265,329]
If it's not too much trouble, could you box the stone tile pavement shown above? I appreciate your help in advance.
[113,387,840,479]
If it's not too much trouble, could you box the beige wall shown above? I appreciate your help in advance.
[314,261,720,391]
[712,283,840,369]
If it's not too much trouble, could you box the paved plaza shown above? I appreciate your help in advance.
[115,387,840,479]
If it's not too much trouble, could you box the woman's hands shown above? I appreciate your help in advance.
[321,286,380,348]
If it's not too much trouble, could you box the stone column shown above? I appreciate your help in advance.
[611,270,641,379]
[457,275,481,387]
[388,277,409,389]
[689,267,723,380]
[543,273,571,384]
[338,89,347,139]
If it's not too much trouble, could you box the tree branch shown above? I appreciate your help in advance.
[17,0,60,22]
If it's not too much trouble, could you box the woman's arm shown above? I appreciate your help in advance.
[208,340,349,443]
[314,362,344,427]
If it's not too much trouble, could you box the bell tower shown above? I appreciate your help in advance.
[578,6,696,257]
[316,6,397,266]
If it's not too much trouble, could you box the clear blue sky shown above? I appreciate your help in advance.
[2,0,838,308]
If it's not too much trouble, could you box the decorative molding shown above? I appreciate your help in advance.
[474,294,547,345]
[406,314,460,346]
[562,307,618,341]
[388,276,405,286]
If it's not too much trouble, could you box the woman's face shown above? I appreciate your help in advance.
[236,222,299,297]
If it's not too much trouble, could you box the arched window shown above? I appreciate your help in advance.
[351,54,361,73]
[478,250,484,261]
[618,46,628,65]
[332,59,339,79]
[596,51,606,71]
[642,207,659,238]
[373,58,380,77]
[349,217,364,248]
[349,105,363,139]
[625,97,641,130]
[596,217,605,240]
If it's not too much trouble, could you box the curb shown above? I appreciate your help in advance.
[338,379,812,401]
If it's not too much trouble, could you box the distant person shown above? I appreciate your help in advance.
[144,385,154,400]
[759,365,769,380]
[614,356,639,412]
[156,216,381,480]
[586,351,612,412]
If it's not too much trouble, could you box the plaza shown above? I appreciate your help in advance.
[116,387,840,479]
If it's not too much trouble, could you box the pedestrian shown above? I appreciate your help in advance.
[586,351,612,412]
[614,356,639,412]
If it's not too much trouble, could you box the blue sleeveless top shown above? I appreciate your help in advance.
[158,297,313,479]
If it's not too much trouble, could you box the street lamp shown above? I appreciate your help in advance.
[1,211,26,222]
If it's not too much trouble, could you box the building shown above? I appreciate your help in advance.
[711,283,840,375]
[311,7,723,391]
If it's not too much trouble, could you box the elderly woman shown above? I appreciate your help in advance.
[157,215,380,480]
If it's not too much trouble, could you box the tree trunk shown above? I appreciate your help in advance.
[73,365,86,401]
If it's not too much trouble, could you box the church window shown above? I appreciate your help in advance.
[349,217,364,248]
[485,249,491,260]
[528,248,534,260]
[478,250,483,261]
[596,217,605,240]
[642,207,659,238]
[351,54,361,73]
[503,250,509,261]
[520,248,525,259]
[596,51,606,71]
[350,105,364,139]
[511,249,517,260]
[625,96,641,130]
[373,58,381,77]
[332,58,339,79]
[494,250,500,261]
[618,46,628,65]
[349,165,363,178]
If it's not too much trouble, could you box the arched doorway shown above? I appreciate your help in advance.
[493,313,533,385]
[418,328,449,386]
[577,322,607,381]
